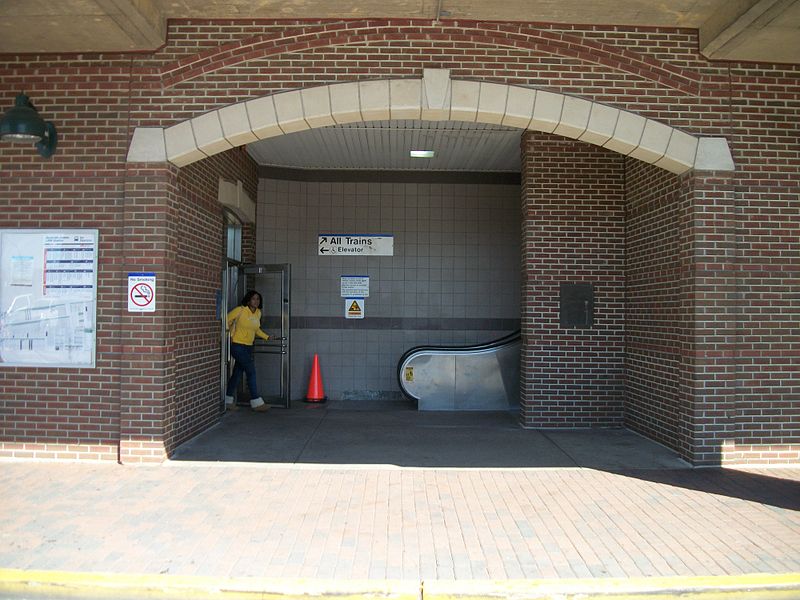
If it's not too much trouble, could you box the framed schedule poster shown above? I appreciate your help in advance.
[0,229,98,368]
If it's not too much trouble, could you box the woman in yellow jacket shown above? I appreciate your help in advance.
[225,290,270,411]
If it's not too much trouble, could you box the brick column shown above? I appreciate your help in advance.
[678,171,738,465]
[520,132,626,427]
[119,163,180,464]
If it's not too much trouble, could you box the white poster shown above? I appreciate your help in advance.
[10,255,34,286]
[0,229,98,368]
[340,275,370,297]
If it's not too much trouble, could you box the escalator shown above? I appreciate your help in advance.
[397,331,521,411]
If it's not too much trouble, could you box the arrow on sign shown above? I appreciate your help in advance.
[320,247,330,254]
[319,237,327,244]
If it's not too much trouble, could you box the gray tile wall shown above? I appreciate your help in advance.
[256,178,520,401]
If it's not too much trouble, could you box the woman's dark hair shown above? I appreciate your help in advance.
[241,290,262,309]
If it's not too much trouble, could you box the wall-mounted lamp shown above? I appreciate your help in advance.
[0,93,58,158]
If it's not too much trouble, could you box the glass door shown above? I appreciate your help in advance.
[221,263,291,409]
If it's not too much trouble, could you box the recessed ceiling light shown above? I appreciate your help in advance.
[409,150,435,158]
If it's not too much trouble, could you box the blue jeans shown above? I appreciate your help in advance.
[226,342,259,399]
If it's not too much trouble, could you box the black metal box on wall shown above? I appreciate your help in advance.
[560,283,594,328]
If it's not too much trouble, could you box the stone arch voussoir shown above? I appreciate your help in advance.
[127,70,734,174]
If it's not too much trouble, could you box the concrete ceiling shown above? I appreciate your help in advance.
[1,0,799,64]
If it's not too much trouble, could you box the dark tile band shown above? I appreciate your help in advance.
[264,316,520,331]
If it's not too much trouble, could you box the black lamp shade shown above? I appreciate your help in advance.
[0,93,58,157]
[0,94,46,142]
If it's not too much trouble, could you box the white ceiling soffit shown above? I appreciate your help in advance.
[246,120,523,172]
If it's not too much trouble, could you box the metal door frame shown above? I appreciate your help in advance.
[220,259,239,409]
[221,262,291,409]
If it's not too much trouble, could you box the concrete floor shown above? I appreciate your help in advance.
[171,401,689,470]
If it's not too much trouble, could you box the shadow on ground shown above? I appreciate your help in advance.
[170,401,800,511]
[617,467,800,511]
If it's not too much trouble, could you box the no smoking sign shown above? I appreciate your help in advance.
[128,272,156,312]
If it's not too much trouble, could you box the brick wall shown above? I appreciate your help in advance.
[0,56,132,461]
[0,57,258,462]
[119,164,179,463]
[129,20,732,130]
[167,147,257,456]
[724,66,800,465]
[520,133,626,427]
[678,172,740,466]
[2,18,798,464]
[624,161,686,454]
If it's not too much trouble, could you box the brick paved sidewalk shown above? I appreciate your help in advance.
[1,462,798,581]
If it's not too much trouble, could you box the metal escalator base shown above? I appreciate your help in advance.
[397,331,521,411]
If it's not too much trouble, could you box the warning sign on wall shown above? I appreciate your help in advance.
[345,297,364,319]
[128,272,156,313]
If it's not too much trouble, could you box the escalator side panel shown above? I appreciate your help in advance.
[498,342,522,407]
[402,353,456,410]
[398,332,521,411]
[455,341,520,410]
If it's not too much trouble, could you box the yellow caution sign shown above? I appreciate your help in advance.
[345,297,365,319]
[404,367,414,382]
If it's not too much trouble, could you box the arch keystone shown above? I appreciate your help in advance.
[423,68,451,114]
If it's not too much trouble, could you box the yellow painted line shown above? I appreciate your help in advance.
[1,569,799,599]
[424,573,800,599]
[0,569,419,599]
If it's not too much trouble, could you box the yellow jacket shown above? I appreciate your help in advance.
[227,305,269,345]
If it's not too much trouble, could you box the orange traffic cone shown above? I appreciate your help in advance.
[305,354,327,403]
